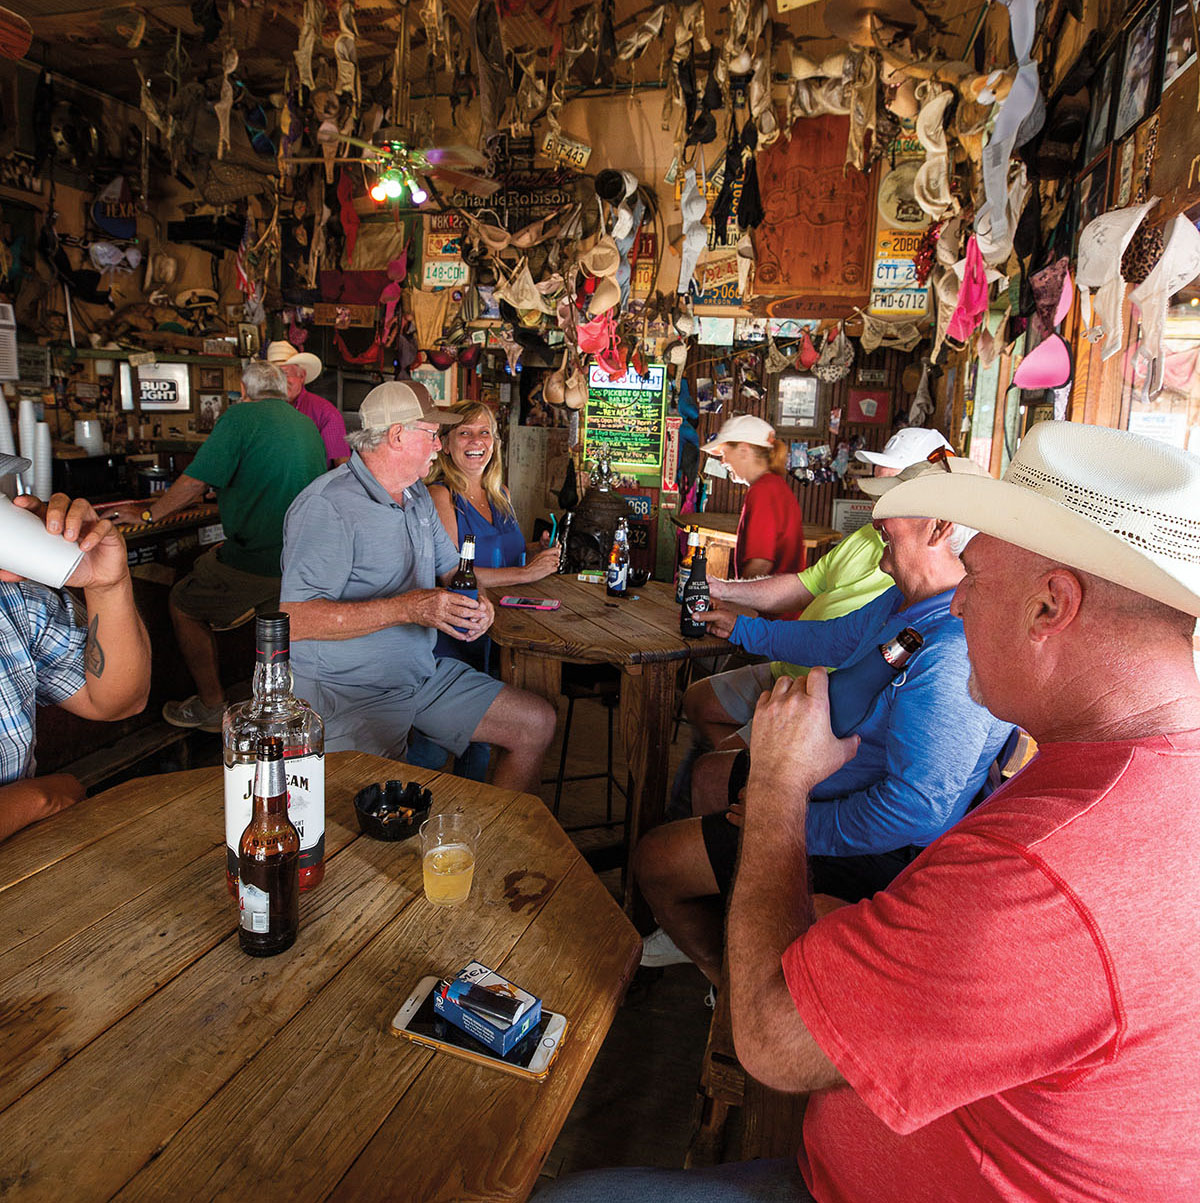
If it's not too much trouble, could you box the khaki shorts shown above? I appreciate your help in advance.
[169,547,281,630]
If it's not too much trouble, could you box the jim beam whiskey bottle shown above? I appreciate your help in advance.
[675,526,699,603]
[238,735,300,957]
[827,627,924,737]
[680,546,711,638]
[223,613,325,894]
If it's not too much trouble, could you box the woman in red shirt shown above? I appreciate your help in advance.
[701,415,805,578]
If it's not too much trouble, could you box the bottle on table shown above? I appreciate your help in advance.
[680,546,711,638]
[223,613,325,895]
[606,517,630,597]
[675,526,699,603]
[238,735,300,957]
[557,511,573,573]
[827,626,924,737]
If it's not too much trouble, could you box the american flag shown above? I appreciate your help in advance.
[235,214,254,296]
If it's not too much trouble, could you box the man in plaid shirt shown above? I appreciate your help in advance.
[0,466,150,841]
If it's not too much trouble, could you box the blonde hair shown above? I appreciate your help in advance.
[426,401,516,520]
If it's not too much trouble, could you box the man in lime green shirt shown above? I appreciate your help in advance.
[104,360,327,732]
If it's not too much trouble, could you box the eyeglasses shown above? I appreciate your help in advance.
[926,445,955,473]
[405,425,442,445]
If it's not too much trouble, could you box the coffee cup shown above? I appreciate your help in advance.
[0,495,86,589]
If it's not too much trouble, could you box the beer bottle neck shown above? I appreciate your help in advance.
[253,755,288,815]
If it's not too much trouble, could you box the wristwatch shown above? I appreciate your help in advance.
[140,508,154,523]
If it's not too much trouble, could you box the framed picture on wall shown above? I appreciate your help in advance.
[772,372,827,437]
[1162,0,1198,91]
[1082,54,1116,164]
[1074,151,1111,250]
[1114,3,1164,140]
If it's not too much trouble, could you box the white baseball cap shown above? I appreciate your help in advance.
[856,426,952,469]
[701,414,776,454]
[359,380,463,430]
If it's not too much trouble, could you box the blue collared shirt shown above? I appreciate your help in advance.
[0,582,88,783]
[280,452,460,689]
[731,586,1014,856]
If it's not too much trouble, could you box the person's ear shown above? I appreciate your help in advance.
[929,518,954,547]
[1028,568,1084,641]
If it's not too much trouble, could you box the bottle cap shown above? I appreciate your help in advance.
[255,612,290,662]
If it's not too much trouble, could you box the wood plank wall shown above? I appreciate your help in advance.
[690,346,917,527]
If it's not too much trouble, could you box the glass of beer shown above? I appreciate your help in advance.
[419,812,480,906]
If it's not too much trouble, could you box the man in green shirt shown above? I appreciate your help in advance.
[105,360,327,731]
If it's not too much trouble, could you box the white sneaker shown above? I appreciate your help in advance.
[640,927,693,968]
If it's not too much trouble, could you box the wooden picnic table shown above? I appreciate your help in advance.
[489,576,728,911]
[0,751,640,1202]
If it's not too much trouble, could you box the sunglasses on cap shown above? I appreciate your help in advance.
[926,445,956,473]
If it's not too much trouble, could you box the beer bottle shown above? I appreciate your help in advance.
[680,546,711,637]
[449,534,479,635]
[223,613,325,894]
[675,526,699,603]
[606,517,630,597]
[827,626,924,737]
[238,735,300,957]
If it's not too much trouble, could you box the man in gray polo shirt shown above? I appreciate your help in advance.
[279,381,556,793]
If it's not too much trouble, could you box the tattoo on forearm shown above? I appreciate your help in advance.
[85,614,105,678]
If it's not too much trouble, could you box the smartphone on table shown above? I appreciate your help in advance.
[391,975,569,1081]
[499,597,561,610]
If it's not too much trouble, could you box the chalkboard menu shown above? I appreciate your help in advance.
[582,364,666,472]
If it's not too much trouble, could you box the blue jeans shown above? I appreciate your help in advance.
[532,1158,816,1202]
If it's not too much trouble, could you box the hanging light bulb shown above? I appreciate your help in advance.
[370,180,388,203]
[383,172,403,199]
[410,183,428,205]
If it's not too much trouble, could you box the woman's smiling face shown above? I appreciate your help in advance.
[448,417,496,476]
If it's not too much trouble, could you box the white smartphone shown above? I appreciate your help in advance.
[390,975,569,1081]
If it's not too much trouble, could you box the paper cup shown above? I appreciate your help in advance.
[0,495,85,588]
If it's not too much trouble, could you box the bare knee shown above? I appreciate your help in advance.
[634,818,709,898]
[480,687,556,753]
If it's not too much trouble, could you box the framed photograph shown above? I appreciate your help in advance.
[1162,0,1197,91]
[1114,3,1164,141]
[846,388,891,424]
[237,323,261,358]
[1075,152,1111,249]
[1082,55,1116,165]
[772,372,827,436]
[197,393,225,433]
[199,367,225,390]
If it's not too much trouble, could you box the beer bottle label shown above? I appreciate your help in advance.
[607,562,627,592]
[239,881,270,933]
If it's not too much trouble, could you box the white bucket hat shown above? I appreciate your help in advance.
[872,421,1200,618]
[856,426,951,469]
[701,414,775,453]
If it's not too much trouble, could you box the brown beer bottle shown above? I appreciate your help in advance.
[680,546,711,637]
[238,735,300,957]
[450,534,478,592]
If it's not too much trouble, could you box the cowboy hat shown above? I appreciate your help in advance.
[872,421,1200,617]
[266,339,323,383]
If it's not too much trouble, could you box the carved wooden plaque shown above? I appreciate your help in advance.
[751,115,875,314]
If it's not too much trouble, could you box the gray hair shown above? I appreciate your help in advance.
[242,360,289,400]
[947,522,978,556]
[346,425,389,452]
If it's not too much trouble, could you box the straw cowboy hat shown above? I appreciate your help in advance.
[873,421,1200,618]
[266,340,323,384]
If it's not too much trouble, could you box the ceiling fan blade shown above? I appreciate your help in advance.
[428,166,501,197]
[0,7,32,60]
[419,146,488,169]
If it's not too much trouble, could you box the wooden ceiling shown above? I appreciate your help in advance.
[9,0,990,111]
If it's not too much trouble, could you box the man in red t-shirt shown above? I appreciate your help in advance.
[535,422,1200,1203]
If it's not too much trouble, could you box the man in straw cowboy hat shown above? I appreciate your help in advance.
[265,340,350,468]
[537,420,1200,1200]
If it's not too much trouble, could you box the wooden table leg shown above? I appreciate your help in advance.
[498,647,562,701]
[619,659,677,916]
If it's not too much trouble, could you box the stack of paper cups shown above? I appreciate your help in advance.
[17,398,35,492]
[0,401,15,499]
[32,422,52,501]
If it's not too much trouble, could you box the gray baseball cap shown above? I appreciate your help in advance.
[358,381,462,431]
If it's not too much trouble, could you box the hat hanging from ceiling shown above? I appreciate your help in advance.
[175,288,220,312]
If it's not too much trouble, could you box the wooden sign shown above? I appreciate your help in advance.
[582,363,666,472]
[751,116,874,313]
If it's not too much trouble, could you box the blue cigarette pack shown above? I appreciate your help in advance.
[433,961,542,1056]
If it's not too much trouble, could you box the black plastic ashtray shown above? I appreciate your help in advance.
[353,780,433,841]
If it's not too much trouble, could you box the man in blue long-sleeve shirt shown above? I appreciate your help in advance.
[635,456,1014,985]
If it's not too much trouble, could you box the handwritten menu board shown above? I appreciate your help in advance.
[583,364,666,472]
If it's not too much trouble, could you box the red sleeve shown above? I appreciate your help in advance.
[782,829,1118,1134]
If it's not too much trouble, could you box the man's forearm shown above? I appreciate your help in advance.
[713,573,815,615]
[78,578,151,719]
[282,595,408,641]
[148,474,207,522]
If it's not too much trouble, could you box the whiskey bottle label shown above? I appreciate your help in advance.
[285,753,325,870]
[224,761,256,878]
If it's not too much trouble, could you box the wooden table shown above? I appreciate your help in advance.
[0,751,640,1202]
[489,577,728,909]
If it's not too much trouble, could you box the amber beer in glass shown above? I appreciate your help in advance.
[238,736,300,957]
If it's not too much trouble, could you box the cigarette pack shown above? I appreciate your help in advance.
[433,961,542,1056]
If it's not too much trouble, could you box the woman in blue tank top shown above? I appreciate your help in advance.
[407,401,559,778]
